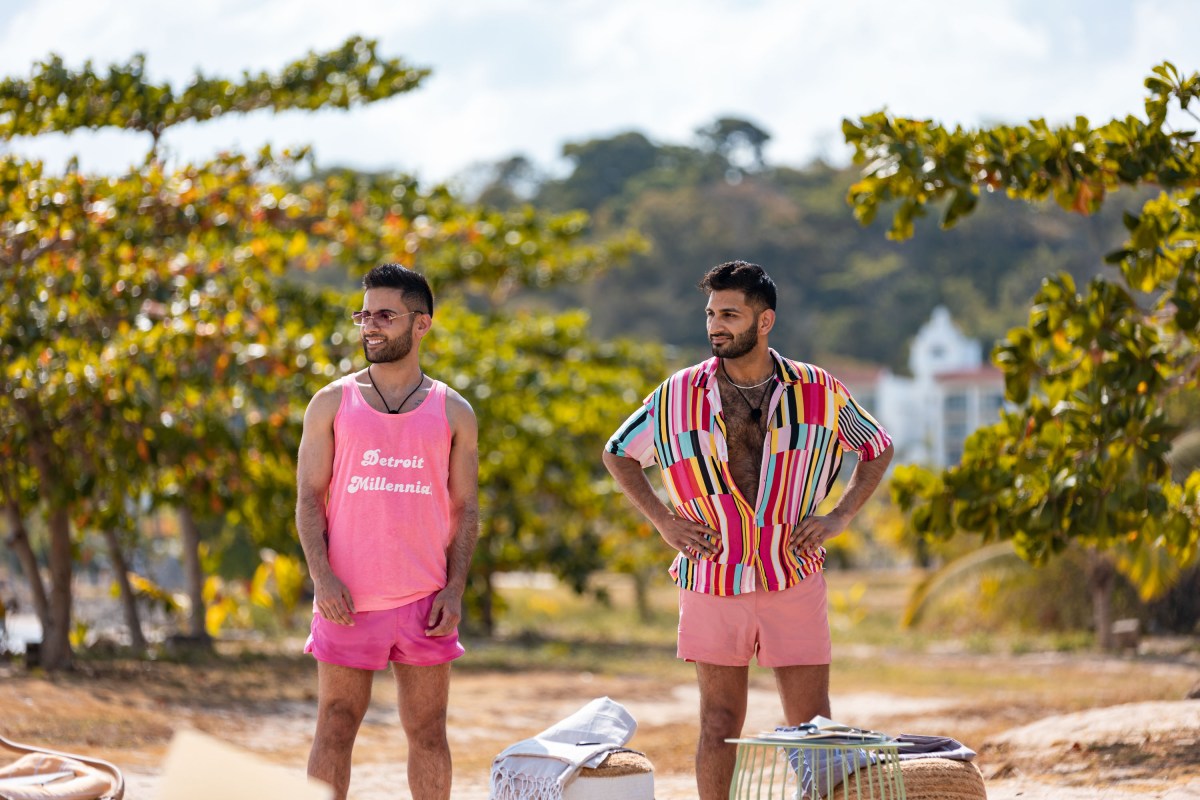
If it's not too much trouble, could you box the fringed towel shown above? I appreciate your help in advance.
[489,696,640,800]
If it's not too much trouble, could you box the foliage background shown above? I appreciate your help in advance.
[2,41,1198,668]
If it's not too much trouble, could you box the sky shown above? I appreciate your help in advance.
[1,0,1198,188]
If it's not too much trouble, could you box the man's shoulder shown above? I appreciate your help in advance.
[441,382,476,418]
[304,375,350,423]
[657,359,716,391]
[314,373,353,402]
[773,356,844,389]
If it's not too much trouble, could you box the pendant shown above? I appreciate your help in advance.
[750,408,762,421]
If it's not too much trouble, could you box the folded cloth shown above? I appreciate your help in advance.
[774,726,874,798]
[894,733,976,761]
[775,726,977,797]
[490,697,639,800]
[795,747,875,798]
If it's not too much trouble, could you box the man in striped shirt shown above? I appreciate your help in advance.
[603,260,894,800]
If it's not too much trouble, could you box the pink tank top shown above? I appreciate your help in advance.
[325,374,453,611]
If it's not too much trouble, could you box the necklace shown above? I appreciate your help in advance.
[720,361,775,389]
[367,366,425,415]
[721,362,773,422]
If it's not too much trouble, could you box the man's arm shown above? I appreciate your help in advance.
[426,390,479,636]
[790,442,894,554]
[296,385,357,625]
[601,449,717,560]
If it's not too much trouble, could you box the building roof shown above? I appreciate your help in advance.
[824,360,888,386]
[934,365,1004,384]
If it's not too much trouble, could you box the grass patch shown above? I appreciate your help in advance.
[470,572,688,677]
[493,572,679,647]
[459,633,688,680]
[482,569,1199,711]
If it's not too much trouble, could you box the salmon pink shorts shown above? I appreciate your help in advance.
[304,593,465,670]
[677,573,831,667]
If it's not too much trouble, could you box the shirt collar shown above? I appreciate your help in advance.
[693,348,802,389]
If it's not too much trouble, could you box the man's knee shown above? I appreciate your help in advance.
[319,697,368,741]
[403,720,449,753]
[699,705,743,742]
[401,701,448,735]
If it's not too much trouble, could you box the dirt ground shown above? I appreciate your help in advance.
[2,641,1198,799]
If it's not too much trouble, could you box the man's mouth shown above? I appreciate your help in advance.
[363,335,387,347]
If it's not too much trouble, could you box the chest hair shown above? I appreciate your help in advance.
[718,380,768,503]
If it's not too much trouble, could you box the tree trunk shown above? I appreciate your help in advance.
[479,570,495,637]
[21,402,74,670]
[3,500,50,629]
[1087,549,1116,652]
[40,507,74,670]
[101,528,147,653]
[631,568,652,623]
[914,536,933,570]
[176,507,212,645]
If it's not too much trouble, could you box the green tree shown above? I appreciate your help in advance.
[538,132,662,213]
[844,62,1200,649]
[472,155,543,210]
[0,148,370,667]
[2,41,660,667]
[1,38,430,669]
[0,37,427,152]
[696,116,771,171]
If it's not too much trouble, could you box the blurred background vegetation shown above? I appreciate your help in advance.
[463,121,1142,372]
[1,42,1197,671]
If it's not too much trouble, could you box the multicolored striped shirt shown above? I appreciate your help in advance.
[606,350,892,596]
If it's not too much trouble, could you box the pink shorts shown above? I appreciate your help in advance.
[304,593,465,670]
[677,573,831,667]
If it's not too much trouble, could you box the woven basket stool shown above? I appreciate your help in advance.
[833,757,985,800]
[563,751,654,800]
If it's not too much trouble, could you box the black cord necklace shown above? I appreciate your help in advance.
[367,366,425,414]
[721,362,773,422]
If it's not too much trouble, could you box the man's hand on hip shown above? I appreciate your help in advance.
[790,513,849,556]
[657,514,719,561]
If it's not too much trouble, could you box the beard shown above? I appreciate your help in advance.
[710,324,759,359]
[362,323,415,363]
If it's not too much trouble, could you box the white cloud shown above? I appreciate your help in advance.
[1,0,1197,182]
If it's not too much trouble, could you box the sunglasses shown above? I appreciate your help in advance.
[351,309,423,327]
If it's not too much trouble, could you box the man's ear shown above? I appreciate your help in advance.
[758,308,776,336]
[414,312,433,340]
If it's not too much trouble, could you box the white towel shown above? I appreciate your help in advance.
[489,697,639,800]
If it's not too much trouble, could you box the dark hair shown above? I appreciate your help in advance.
[698,260,777,311]
[362,263,434,316]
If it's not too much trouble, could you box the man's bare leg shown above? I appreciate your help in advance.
[309,661,375,800]
[695,662,749,800]
[393,661,452,800]
[773,664,831,725]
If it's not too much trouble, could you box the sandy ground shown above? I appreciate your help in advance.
[113,696,1200,800]
[96,673,1200,799]
[2,638,1198,799]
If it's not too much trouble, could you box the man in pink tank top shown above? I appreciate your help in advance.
[296,264,479,800]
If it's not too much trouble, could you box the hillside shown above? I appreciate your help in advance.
[472,123,1146,371]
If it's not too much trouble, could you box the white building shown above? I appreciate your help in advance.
[835,306,1007,468]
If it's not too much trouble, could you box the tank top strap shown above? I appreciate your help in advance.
[424,378,448,416]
